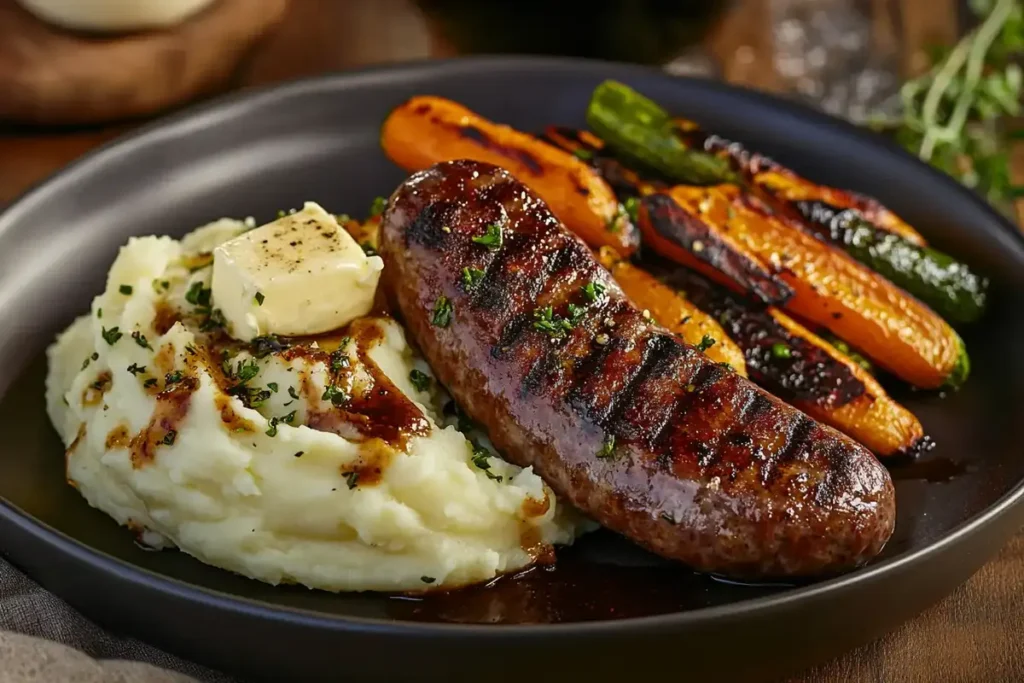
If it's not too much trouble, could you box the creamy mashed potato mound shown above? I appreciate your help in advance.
[45,215,589,593]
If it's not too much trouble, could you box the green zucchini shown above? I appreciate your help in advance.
[585,80,738,186]
[794,201,988,324]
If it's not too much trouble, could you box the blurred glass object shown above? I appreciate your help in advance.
[771,0,903,123]
[414,0,731,65]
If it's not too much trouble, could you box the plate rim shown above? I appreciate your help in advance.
[2,54,1023,636]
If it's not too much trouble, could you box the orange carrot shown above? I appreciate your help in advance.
[594,247,747,375]
[640,184,966,389]
[381,96,639,256]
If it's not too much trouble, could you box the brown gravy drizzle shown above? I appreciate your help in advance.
[105,424,131,449]
[81,371,112,406]
[130,377,198,468]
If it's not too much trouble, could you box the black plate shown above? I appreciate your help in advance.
[1,58,1023,683]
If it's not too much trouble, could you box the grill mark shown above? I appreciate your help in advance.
[564,336,619,414]
[521,347,561,397]
[602,334,682,432]
[405,203,450,250]
[473,239,573,314]
[772,415,816,472]
[492,313,533,360]
[652,361,725,454]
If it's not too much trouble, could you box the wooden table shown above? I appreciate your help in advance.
[1,1,1021,681]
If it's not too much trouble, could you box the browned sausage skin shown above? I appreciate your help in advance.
[379,159,895,579]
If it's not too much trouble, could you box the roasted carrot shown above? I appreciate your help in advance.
[640,185,968,389]
[381,96,639,255]
[669,117,927,246]
[662,269,926,456]
[594,247,747,375]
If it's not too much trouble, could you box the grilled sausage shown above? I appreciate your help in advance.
[379,159,895,579]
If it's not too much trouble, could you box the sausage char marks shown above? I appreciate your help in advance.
[379,159,895,579]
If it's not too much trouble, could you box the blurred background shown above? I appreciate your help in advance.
[0,0,1020,221]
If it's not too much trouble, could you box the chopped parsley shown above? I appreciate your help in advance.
[164,371,184,385]
[532,306,576,339]
[101,326,123,345]
[596,434,616,459]
[460,266,485,290]
[409,369,431,393]
[581,281,606,303]
[566,303,586,326]
[623,196,641,224]
[143,378,158,389]
[696,335,716,352]
[249,334,288,358]
[254,291,265,306]
[185,281,212,308]
[572,147,594,161]
[368,196,387,218]
[81,356,92,370]
[344,470,360,489]
[97,308,103,319]
[234,358,259,383]
[471,223,503,250]
[288,386,300,401]
[152,279,170,293]
[330,346,350,372]
[267,382,279,393]
[127,363,146,376]
[431,296,453,327]
[161,430,177,446]
[771,342,792,360]
[131,330,152,350]
[118,284,133,295]
[469,444,502,482]
[199,308,226,332]
[294,451,304,458]
[420,576,436,584]
[322,384,347,406]
[263,411,295,439]
[185,343,198,356]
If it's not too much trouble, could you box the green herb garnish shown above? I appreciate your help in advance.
[118,284,133,295]
[409,369,432,393]
[572,147,594,161]
[131,330,152,350]
[161,430,177,446]
[469,444,503,482]
[369,196,387,218]
[344,471,360,489]
[199,308,226,332]
[596,434,616,459]
[127,363,146,376]
[421,576,436,584]
[431,296,453,327]
[771,342,792,360]
[330,347,349,373]
[185,281,211,308]
[234,358,259,383]
[164,371,184,385]
[461,266,486,290]
[267,382,279,393]
[322,384,347,406]
[254,292,265,306]
[101,326,122,346]
[623,196,641,224]
[696,335,716,352]
[471,223,503,250]
[532,306,577,338]
[581,281,606,303]
[143,378,158,389]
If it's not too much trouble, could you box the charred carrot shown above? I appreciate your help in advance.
[381,95,639,255]
[664,270,926,457]
[594,247,747,375]
[640,185,969,389]
[587,81,988,323]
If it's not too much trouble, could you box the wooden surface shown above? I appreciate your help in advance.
[0,1,1021,681]
[0,0,288,125]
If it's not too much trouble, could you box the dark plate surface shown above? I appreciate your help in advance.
[1,57,1023,682]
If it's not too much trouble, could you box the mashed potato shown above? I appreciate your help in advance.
[45,217,590,593]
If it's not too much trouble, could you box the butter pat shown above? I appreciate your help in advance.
[212,202,383,340]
